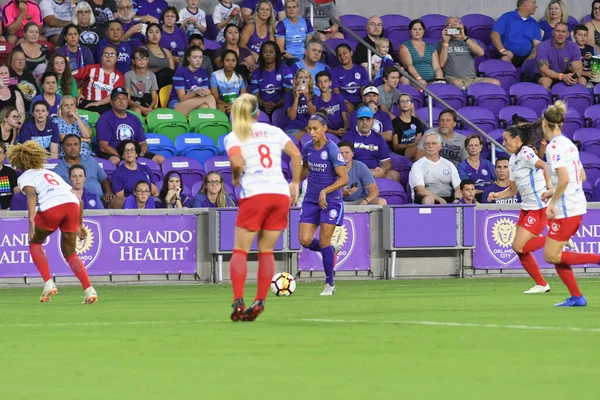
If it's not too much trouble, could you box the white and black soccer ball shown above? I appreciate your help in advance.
[270,272,296,297]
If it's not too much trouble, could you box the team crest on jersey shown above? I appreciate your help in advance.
[484,213,519,266]
[337,153,344,162]
[442,169,450,176]
[482,169,488,176]
[320,151,328,160]
[170,41,177,49]
[551,222,560,232]
[552,153,561,162]
[300,27,306,33]
[89,199,97,208]
[354,72,361,79]
[117,124,134,140]
[329,209,338,219]
[276,74,282,81]
[57,219,102,270]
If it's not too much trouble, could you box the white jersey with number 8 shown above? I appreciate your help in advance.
[224,122,291,199]
[18,169,79,211]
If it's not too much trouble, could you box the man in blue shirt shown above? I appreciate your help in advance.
[338,140,386,205]
[291,39,336,96]
[491,0,541,67]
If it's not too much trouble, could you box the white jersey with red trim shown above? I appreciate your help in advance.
[224,122,291,199]
[509,146,546,211]
[73,64,125,102]
[545,135,587,219]
[18,169,79,212]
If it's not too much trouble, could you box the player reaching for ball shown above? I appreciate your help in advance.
[6,141,98,304]
[298,109,348,296]
[224,94,302,322]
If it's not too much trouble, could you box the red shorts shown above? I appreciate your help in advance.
[35,202,80,233]
[236,194,290,231]
[547,215,583,242]
[517,208,548,235]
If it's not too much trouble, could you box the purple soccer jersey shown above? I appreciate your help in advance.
[96,110,147,151]
[283,91,310,130]
[341,128,390,169]
[169,66,209,104]
[332,64,369,104]
[159,26,189,57]
[481,182,522,204]
[134,0,168,21]
[457,159,496,190]
[111,163,155,197]
[314,93,347,131]
[249,64,293,104]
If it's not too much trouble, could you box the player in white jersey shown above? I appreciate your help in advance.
[6,141,98,304]
[224,93,301,321]
[487,123,554,294]
[539,101,600,307]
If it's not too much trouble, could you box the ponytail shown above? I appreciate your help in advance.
[543,99,567,128]
[505,120,543,151]
[231,93,258,142]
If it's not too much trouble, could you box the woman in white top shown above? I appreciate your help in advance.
[540,101,600,307]
[487,122,553,294]
[224,93,301,322]
[6,141,98,305]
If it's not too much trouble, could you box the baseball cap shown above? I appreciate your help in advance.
[363,85,379,96]
[111,87,128,100]
[357,106,374,119]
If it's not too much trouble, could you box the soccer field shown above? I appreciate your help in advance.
[1,279,599,400]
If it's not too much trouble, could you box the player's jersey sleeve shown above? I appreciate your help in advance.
[328,142,346,168]
[224,133,241,156]
[520,146,540,169]
[546,142,566,170]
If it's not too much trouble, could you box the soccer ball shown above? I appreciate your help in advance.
[271,272,296,297]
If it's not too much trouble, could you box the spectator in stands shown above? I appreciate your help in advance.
[192,171,236,208]
[536,22,586,89]
[86,0,116,26]
[333,43,369,113]
[338,140,386,205]
[160,7,188,63]
[348,86,393,142]
[30,72,61,117]
[409,131,462,204]
[437,16,501,89]
[69,164,104,209]
[309,0,343,42]
[187,34,213,75]
[416,109,468,167]
[95,21,132,74]
[457,135,495,202]
[14,22,48,73]
[179,0,207,36]
[481,156,521,204]
[0,64,26,124]
[354,15,395,71]
[2,0,43,44]
[275,0,314,65]
[540,0,570,41]
[240,0,275,57]
[491,0,541,67]
[40,0,73,44]
[291,39,335,96]
[141,23,175,89]
[155,171,192,208]
[74,44,125,114]
[97,87,165,166]
[377,67,401,119]
[392,93,423,161]
[8,49,38,113]
[110,139,158,208]
[314,70,347,137]
[116,0,150,47]
[0,106,21,146]
[122,180,156,209]
[55,96,94,156]
[284,68,315,136]
[573,25,596,84]
[400,19,444,86]
[54,134,114,202]
[585,0,600,53]
[457,179,477,204]
[71,1,105,54]
[169,45,216,117]
[213,0,242,44]
[56,24,95,71]
[242,0,284,23]
[46,54,79,98]
[210,49,248,114]
[250,40,292,115]
[342,106,399,181]
[214,24,257,75]
[0,143,19,209]
[373,38,408,87]
[125,47,158,116]
[135,0,168,23]
[19,100,59,158]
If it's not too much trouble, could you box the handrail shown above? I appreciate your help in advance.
[304,0,508,159]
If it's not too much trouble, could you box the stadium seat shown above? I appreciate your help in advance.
[485,129,509,159]
[509,82,552,116]
[77,109,100,137]
[579,151,600,187]
[147,109,189,141]
[461,14,495,46]
[573,128,600,156]
[338,14,368,37]
[567,15,579,32]
[593,178,600,201]
[375,178,407,205]
[271,108,288,129]
[478,59,518,92]
[217,135,227,155]
[397,84,424,109]
[204,156,233,185]
[96,158,117,180]
[191,181,202,197]
[584,104,600,128]
[146,133,177,158]
[161,156,206,189]
[175,133,220,164]
[551,83,593,116]
[0,43,15,64]
[136,158,163,182]
[127,109,148,132]
[189,108,231,142]
[159,85,172,108]
[467,83,509,117]
[457,106,497,133]
[562,108,583,140]
[203,39,221,50]
[415,106,444,128]
[390,153,412,187]
[420,14,447,41]
[427,84,466,110]
[382,14,411,43]
[498,106,538,128]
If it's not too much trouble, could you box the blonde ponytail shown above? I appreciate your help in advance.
[231,93,258,142]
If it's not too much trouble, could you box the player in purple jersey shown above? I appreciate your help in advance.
[298,109,348,296]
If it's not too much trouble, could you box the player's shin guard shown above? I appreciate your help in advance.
[230,250,248,301]
[517,252,547,286]
[256,252,275,301]
[321,245,335,285]
[30,243,51,282]
[66,254,91,290]
[522,236,546,254]
[554,263,582,297]
[560,251,600,266]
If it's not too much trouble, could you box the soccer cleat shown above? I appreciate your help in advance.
[40,280,58,303]
[231,298,245,322]
[242,299,265,321]
[332,243,342,266]
[566,238,575,250]
[320,283,336,296]
[554,295,587,307]
[82,287,98,304]
[524,284,551,294]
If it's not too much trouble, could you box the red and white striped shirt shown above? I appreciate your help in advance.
[73,64,124,101]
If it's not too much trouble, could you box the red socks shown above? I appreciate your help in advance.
[555,263,582,297]
[66,254,91,290]
[230,250,248,301]
[522,236,545,254]
[560,251,600,266]
[517,252,547,286]
[256,252,275,302]
[30,244,51,282]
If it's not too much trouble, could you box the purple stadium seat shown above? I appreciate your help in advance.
[580,151,600,187]
[203,39,221,51]
[594,178,600,201]
[426,84,466,110]
[593,84,600,103]
[562,108,583,140]
[390,152,412,187]
[375,178,407,204]
[96,158,117,180]
[467,83,509,117]
[224,182,236,203]
[191,181,202,197]
[478,59,518,92]
[583,180,593,202]
[161,157,205,189]
[567,15,579,31]
[509,82,552,116]
[498,106,538,128]
[204,155,232,185]
[415,106,444,127]
[573,128,600,156]
[457,106,497,133]
[584,104,600,128]
[397,84,424,109]
[520,58,538,74]
[472,38,488,72]
[583,15,592,24]
[339,14,368,36]
[551,83,593,116]
[484,129,509,159]
[271,108,288,129]
[420,14,447,41]
[382,14,411,43]
[461,14,495,46]
[136,158,163,182]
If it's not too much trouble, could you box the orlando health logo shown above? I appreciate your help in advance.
[484,213,518,266]
[57,219,102,270]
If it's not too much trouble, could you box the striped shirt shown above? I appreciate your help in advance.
[73,64,125,102]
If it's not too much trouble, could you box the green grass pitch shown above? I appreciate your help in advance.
[1,278,600,400]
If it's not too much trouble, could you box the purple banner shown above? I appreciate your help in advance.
[474,209,600,270]
[298,213,371,271]
[0,215,197,278]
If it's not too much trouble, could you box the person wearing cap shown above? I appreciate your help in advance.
[341,106,399,181]
[96,87,165,167]
[415,108,468,167]
[348,85,393,142]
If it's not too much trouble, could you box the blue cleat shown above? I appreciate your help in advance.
[554,295,587,307]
